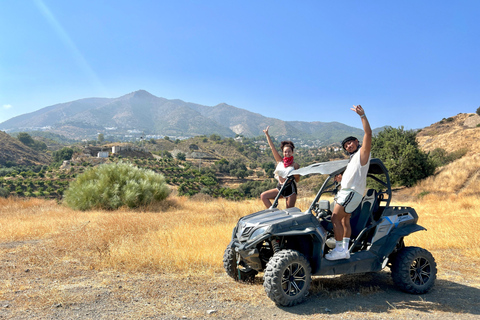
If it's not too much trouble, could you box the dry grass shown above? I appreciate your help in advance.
[401,153,480,197]
[417,113,480,156]
[0,195,261,277]
[1,189,478,282]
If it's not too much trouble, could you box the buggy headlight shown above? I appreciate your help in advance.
[249,227,269,241]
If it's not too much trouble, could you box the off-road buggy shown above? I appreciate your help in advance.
[223,158,436,306]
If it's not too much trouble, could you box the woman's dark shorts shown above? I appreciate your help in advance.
[276,181,297,198]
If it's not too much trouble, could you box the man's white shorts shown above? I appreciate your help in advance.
[335,189,363,214]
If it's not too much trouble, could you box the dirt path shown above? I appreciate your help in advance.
[456,169,480,194]
[1,240,479,319]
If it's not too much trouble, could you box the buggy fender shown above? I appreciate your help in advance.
[373,224,427,260]
[226,239,235,249]
[238,225,325,252]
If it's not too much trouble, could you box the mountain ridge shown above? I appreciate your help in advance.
[1,90,366,145]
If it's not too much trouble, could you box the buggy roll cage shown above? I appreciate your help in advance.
[270,158,392,211]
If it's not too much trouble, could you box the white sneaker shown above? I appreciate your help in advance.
[325,248,349,261]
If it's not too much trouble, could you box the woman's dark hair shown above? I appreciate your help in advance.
[280,140,295,151]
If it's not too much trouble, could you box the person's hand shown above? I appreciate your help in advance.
[334,174,342,182]
[351,105,365,117]
[263,126,270,135]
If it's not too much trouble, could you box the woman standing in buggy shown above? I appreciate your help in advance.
[260,126,300,208]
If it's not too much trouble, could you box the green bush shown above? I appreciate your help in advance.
[238,180,277,198]
[176,152,186,161]
[372,126,435,187]
[0,187,9,198]
[64,162,170,210]
[429,148,468,168]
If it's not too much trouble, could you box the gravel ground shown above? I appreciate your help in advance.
[1,240,479,320]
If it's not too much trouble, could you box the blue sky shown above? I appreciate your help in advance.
[1,1,479,130]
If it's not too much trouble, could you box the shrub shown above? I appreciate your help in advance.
[52,147,75,163]
[238,180,277,198]
[476,106,480,116]
[0,187,9,198]
[372,126,435,187]
[176,152,186,161]
[63,162,170,210]
[429,148,468,168]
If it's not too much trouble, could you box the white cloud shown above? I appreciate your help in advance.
[3,104,12,109]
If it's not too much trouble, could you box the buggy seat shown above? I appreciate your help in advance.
[350,189,379,239]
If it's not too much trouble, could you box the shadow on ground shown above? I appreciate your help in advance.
[278,271,480,317]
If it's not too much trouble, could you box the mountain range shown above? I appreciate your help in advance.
[1,90,371,146]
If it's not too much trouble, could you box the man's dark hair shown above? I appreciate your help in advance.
[341,136,357,150]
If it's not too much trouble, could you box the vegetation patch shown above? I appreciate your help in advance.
[372,126,435,187]
[417,190,431,198]
[63,162,170,210]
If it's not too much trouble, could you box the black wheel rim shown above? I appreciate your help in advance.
[410,256,431,286]
[281,262,307,296]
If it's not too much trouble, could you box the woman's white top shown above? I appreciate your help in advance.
[274,161,294,183]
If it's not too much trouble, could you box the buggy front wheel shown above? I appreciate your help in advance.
[223,246,258,282]
[263,249,311,307]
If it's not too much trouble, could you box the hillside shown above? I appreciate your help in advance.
[0,90,364,145]
[397,112,480,199]
[417,113,480,156]
[0,131,51,166]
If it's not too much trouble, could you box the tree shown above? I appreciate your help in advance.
[372,126,435,187]
[261,162,276,178]
[476,106,480,116]
[232,169,247,179]
[98,133,105,143]
[16,132,47,151]
[17,132,35,146]
[176,152,186,161]
[52,147,75,163]
[210,134,221,141]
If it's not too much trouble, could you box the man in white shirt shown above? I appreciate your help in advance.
[325,105,372,260]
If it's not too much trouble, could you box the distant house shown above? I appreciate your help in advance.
[112,145,145,153]
[83,147,101,157]
[97,151,109,158]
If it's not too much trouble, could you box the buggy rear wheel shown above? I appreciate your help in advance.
[391,246,436,294]
[263,249,311,307]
